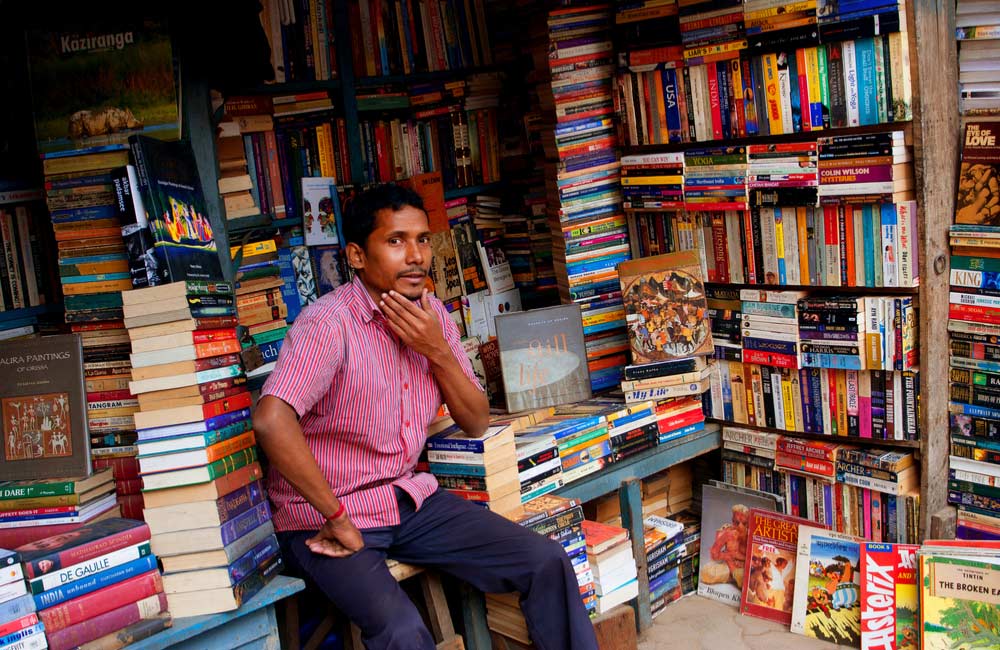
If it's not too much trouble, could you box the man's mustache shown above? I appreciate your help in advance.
[397,268,427,278]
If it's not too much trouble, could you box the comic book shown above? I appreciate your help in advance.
[919,550,1000,650]
[859,542,920,650]
[790,526,864,646]
[740,509,816,625]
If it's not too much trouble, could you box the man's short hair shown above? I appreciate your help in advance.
[343,183,426,249]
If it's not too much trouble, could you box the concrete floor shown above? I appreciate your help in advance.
[638,595,833,650]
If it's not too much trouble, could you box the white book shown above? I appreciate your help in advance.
[842,40,861,127]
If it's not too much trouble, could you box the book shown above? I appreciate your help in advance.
[25,17,179,155]
[46,592,167,650]
[309,245,344,297]
[698,482,780,606]
[860,542,919,650]
[140,461,263,510]
[582,520,629,555]
[301,177,341,246]
[957,121,1000,225]
[17,517,149,579]
[919,549,1000,650]
[140,446,256,491]
[618,250,714,365]
[0,468,112,502]
[790,526,863,646]
[128,135,225,283]
[740,509,815,625]
[141,480,265,535]
[495,304,592,412]
[0,335,90,480]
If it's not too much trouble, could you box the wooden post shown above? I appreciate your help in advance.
[618,478,651,633]
[906,0,959,540]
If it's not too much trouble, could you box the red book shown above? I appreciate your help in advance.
[0,509,119,550]
[582,519,629,554]
[47,592,168,650]
[775,452,836,478]
[0,505,80,519]
[92,456,141,481]
[86,389,133,403]
[657,408,704,434]
[117,494,145,520]
[17,518,150,579]
[776,436,843,461]
[132,391,253,431]
[39,571,163,633]
[0,613,39,638]
[711,213,730,283]
[741,349,799,369]
[115,479,144,496]
[740,509,817,625]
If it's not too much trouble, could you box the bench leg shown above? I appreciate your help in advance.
[419,573,465,649]
[303,611,338,650]
[278,594,301,650]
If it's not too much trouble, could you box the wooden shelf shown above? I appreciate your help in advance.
[622,122,913,154]
[705,282,920,295]
[552,423,721,503]
[444,182,504,200]
[706,418,921,449]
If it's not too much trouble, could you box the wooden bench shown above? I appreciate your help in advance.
[280,560,464,650]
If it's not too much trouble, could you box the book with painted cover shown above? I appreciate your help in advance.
[740,509,816,625]
[698,483,778,607]
[495,304,592,412]
[0,335,90,481]
[128,135,224,283]
[301,177,341,246]
[956,121,1000,226]
[790,526,863,646]
[25,17,179,155]
[860,542,919,650]
[618,250,714,366]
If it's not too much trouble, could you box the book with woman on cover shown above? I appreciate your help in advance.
[0,335,89,481]
[618,250,714,366]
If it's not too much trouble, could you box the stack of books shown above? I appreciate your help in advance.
[0,472,118,550]
[90,456,143,521]
[542,4,631,393]
[622,153,687,260]
[425,421,521,516]
[231,239,290,380]
[643,514,696,617]
[485,495,596,645]
[514,428,565,504]
[0,549,44,650]
[21,519,169,649]
[707,287,742,362]
[581,520,638,616]
[257,0,338,83]
[818,130,914,205]
[740,289,802,370]
[123,282,279,617]
[549,403,616,485]
[720,427,782,498]
[0,189,58,334]
[958,0,1000,116]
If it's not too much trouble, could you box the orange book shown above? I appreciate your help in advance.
[129,339,242,369]
[796,207,810,284]
[62,279,133,295]
[582,520,629,554]
[132,391,253,431]
[54,227,122,241]
[138,431,256,475]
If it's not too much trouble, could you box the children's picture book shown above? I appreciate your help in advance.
[698,484,780,607]
[26,18,179,154]
[0,335,89,480]
[860,542,919,650]
[740,509,816,625]
[301,177,341,246]
[495,304,591,412]
[309,245,344,297]
[128,135,224,283]
[956,121,1000,225]
[790,526,863,646]
[920,550,1000,650]
[618,250,714,365]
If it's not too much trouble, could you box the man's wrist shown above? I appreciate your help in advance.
[324,502,346,522]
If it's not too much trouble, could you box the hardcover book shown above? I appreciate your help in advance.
[740,509,816,626]
[0,335,89,481]
[17,517,149,579]
[956,121,1000,225]
[128,135,224,283]
[698,483,780,607]
[495,304,592,412]
[301,177,341,246]
[26,18,179,155]
[618,250,714,365]
[790,526,863,646]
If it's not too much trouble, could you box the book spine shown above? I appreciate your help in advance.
[46,593,167,650]
[30,542,153,594]
[34,556,158,610]
[24,524,151,579]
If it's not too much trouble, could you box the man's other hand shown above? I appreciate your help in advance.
[379,288,447,360]
[306,515,365,558]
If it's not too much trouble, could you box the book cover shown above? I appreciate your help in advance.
[921,551,1000,649]
[477,242,515,294]
[740,509,816,625]
[429,231,463,302]
[301,177,341,246]
[618,250,714,365]
[128,136,224,283]
[309,245,344,297]
[26,18,179,154]
[790,526,863,646]
[698,483,780,607]
[0,335,89,481]
[451,220,487,295]
[859,542,920,650]
[495,304,592,412]
[18,517,149,579]
[290,245,318,306]
[956,122,1000,225]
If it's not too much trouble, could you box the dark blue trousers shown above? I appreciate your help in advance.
[278,488,598,650]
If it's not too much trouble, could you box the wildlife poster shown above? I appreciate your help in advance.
[0,335,89,481]
[740,508,816,625]
[26,17,179,155]
[617,249,714,366]
[920,552,1000,650]
[698,484,779,607]
[790,526,863,646]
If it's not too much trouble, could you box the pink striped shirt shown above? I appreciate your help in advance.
[261,279,482,531]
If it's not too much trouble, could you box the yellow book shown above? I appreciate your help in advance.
[762,53,783,135]
[796,207,811,284]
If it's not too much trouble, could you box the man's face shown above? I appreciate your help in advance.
[351,205,432,301]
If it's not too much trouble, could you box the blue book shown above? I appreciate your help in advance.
[228,535,280,586]
[428,462,488,477]
[34,555,157,610]
[862,205,876,287]
[137,408,252,439]
[46,172,115,189]
[426,424,512,453]
[0,622,43,648]
[0,594,34,622]
[49,205,119,222]
[855,38,879,125]
[659,422,706,444]
[60,253,129,266]
[60,272,131,284]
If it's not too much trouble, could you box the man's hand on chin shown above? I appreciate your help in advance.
[306,515,365,558]
[379,288,448,361]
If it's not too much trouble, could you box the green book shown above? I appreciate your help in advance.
[0,468,113,501]
[141,447,257,491]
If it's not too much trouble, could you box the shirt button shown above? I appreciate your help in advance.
[405,421,411,427]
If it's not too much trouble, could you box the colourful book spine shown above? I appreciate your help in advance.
[34,555,158,610]
[46,593,168,650]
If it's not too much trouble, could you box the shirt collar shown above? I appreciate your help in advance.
[347,278,382,324]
